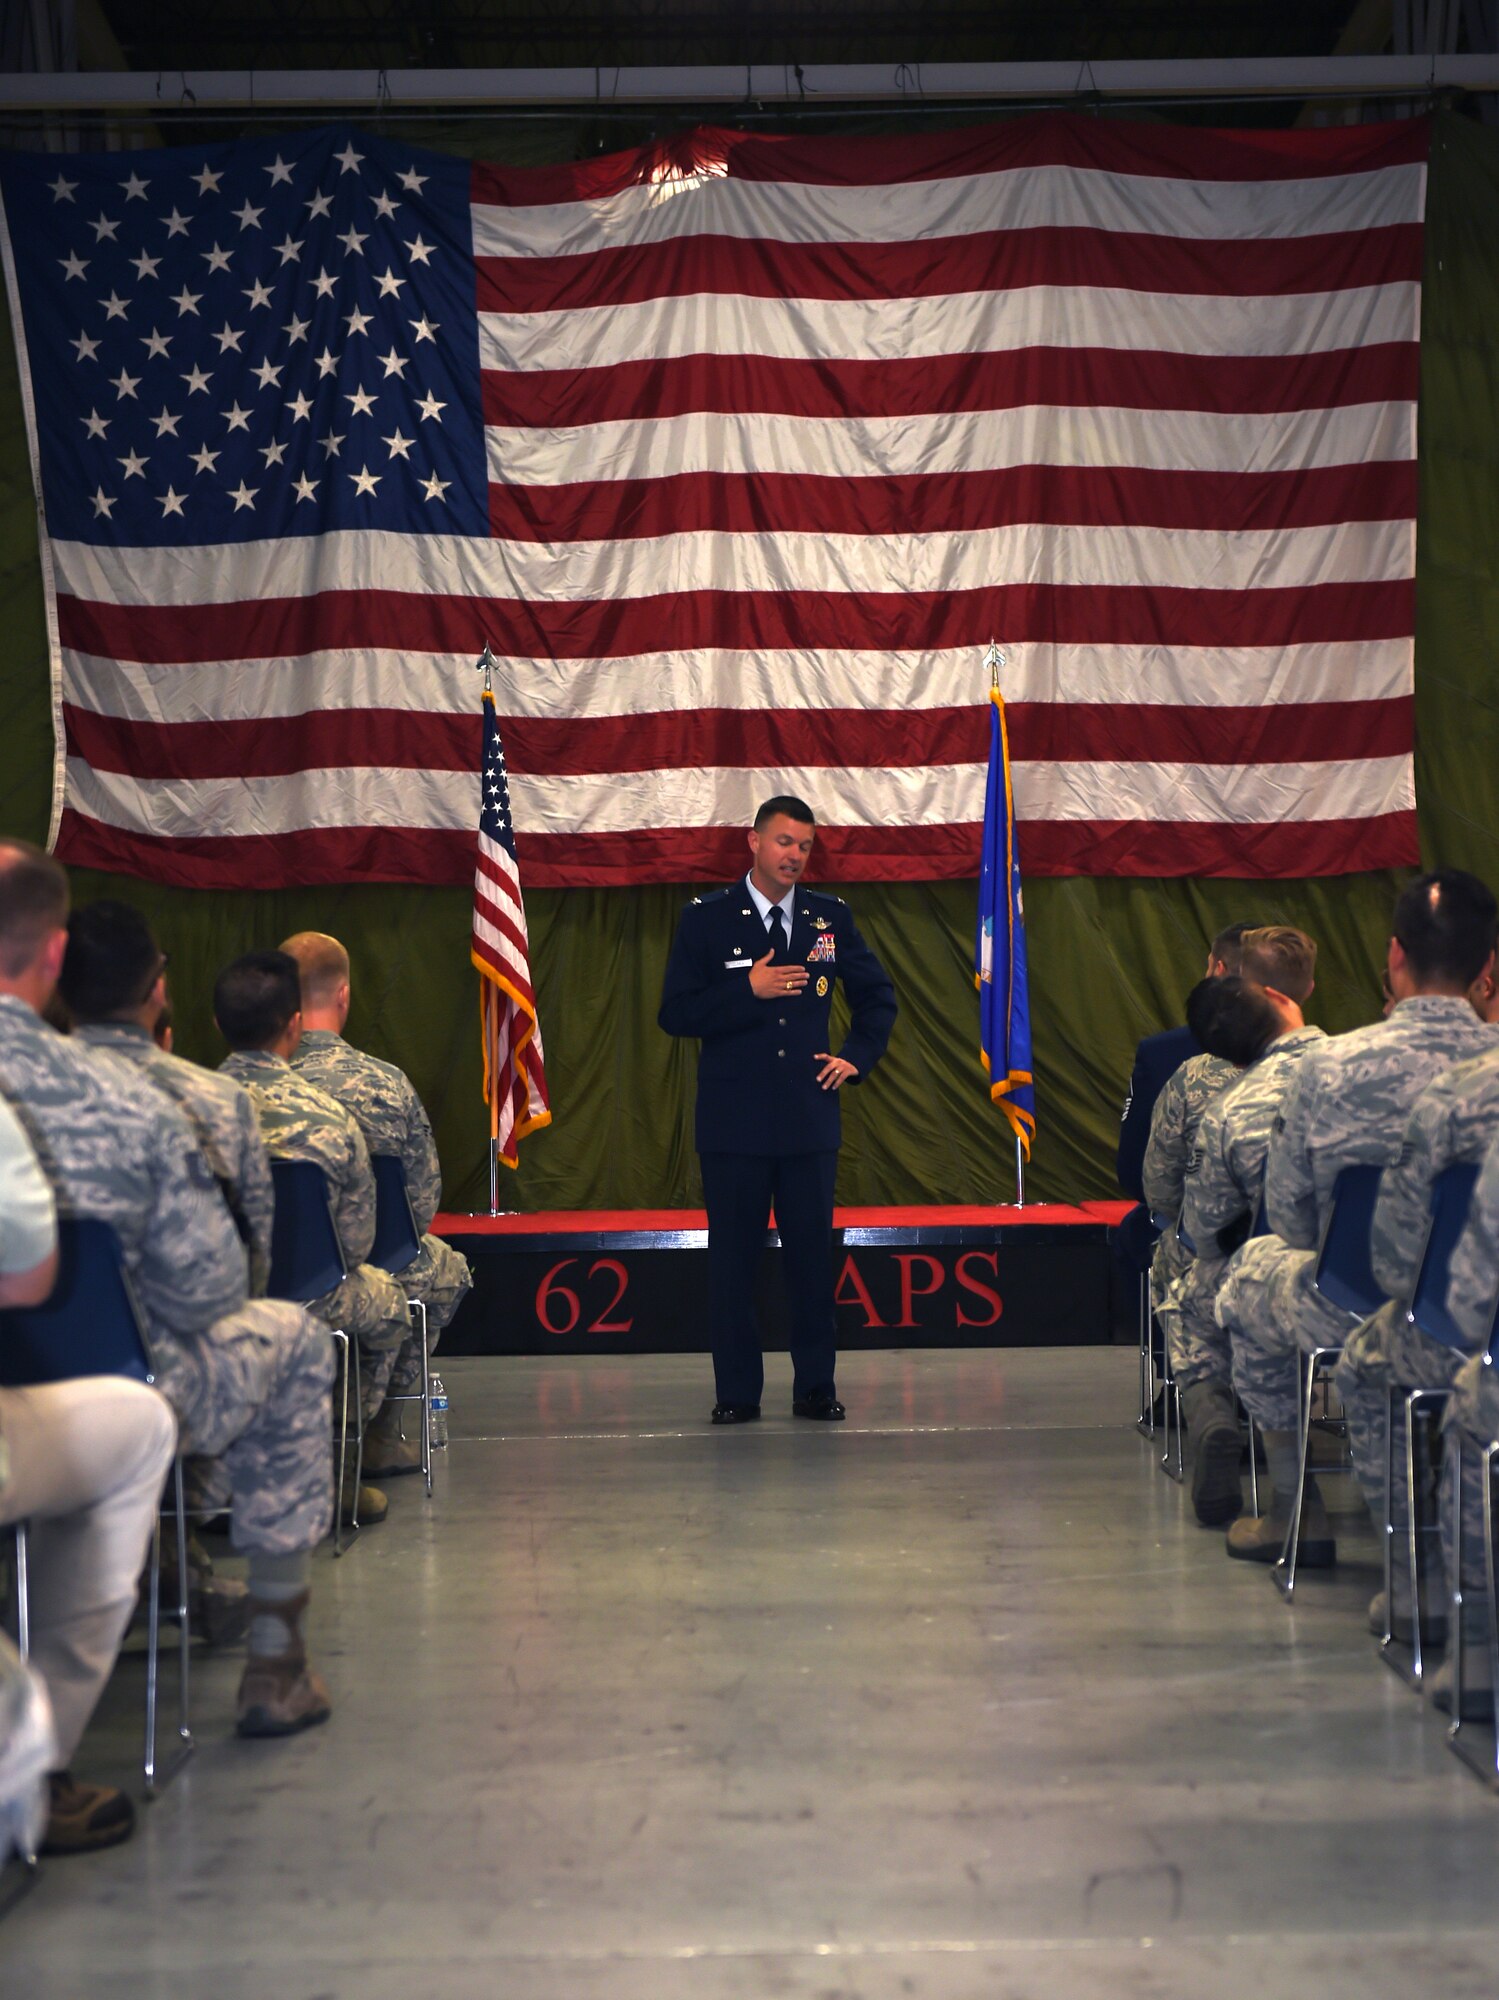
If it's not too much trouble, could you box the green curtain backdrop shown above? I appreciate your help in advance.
[2,112,1496,1212]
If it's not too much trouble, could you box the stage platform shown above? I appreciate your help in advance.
[432,1201,1134,1356]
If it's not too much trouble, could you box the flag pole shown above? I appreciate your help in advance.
[474,637,513,1219]
[982,637,1027,1211]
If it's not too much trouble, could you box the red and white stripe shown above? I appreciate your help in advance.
[472,822,549,1163]
[47,114,1428,888]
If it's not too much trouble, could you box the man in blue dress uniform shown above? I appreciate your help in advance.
[659,797,898,1425]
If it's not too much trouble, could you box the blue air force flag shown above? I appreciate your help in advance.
[976,685,1036,1157]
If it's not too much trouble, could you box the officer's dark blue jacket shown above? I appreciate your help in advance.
[659,882,897,1157]
[1114,1021,1201,1272]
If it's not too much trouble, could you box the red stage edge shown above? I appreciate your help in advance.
[431,1201,1135,1357]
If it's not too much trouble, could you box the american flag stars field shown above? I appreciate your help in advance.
[8,130,482,546]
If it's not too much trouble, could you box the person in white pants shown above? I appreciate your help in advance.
[0,1088,177,1854]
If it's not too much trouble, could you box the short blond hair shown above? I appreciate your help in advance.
[279,930,349,1008]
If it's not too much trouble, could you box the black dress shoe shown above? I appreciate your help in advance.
[711,1403,761,1425]
[792,1393,846,1421]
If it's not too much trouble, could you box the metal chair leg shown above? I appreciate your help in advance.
[1247,1416,1261,1519]
[12,1523,29,1662]
[1379,1381,1398,1663]
[1157,1330,1184,1483]
[143,1514,161,1793]
[5,1526,42,1878]
[1137,1272,1156,1439]
[1405,1388,1451,1690]
[350,1340,364,1505]
[1273,1348,1318,1600]
[1486,1443,1499,1779]
[1450,1432,1467,1737]
[143,1463,195,1799]
[413,1298,432,1498]
[330,1329,351,1556]
[171,1459,193,1765]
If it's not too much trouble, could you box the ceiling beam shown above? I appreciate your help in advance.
[1,53,1498,113]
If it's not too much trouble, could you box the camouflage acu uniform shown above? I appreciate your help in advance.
[290,1028,471,1395]
[1141,1052,1235,1317]
[0,996,332,1555]
[1440,1127,1499,1592]
[1329,1047,1499,1578]
[1163,1027,1326,1393]
[1216,997,1495,1431]
[75,1021,275,1294]
[220,1048,409,1423]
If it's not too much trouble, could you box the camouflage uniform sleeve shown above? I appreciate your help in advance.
[1264,1057,1322,1250]
[1369,1095,1446,1305]
[400,1079,442,1235]
[334,1112,377,1267]
[1181,1097,1246,1244]
[1449,1135,1499,1352]
[1142,1070,1190,1219]
[134,1095,249,1338]
[235,1094,276,1296]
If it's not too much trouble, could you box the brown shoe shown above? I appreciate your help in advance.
[235,1590,332,1738]
[40,1772,135,1855]
[339,1480,388,1528]
[1226,1508,1336,1568]
[360,1427,422,1479]
[236,1654,333,1738]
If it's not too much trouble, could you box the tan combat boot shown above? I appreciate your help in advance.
[360,1398,422,1478]
[1226,1475,1336,1567]
[336,1452,388,1528]
[235,1589,332,1739]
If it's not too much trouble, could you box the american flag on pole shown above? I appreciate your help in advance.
[0,116,1426,888]
[472,689,550,1166]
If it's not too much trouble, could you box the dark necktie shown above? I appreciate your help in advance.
[767,907,787,958]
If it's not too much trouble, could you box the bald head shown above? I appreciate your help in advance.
[0,839,69,999]
[280,930,350,1028]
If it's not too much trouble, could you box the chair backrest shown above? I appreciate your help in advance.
[1311,1161,1385,1322]
[369,1153,421,1276]
[267,1159,347,1304]
[1407,1159,1483,1350]
[0,1216,153,1388]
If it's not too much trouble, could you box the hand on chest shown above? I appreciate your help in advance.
[721,906,836,996]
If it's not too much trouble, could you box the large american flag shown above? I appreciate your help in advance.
[472,690,549,1165]
[0,117,1426,888]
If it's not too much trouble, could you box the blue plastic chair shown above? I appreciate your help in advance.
[1311,1162,1385,1321]
[0,1217,191,1795]
[368,1155,432,1496]
[1407,1160,1482,1351]
[266,1160,358,1552]
[268,1159,348,1305]
[1272,1165,1384,1600]
[1380,1159,1483,1690]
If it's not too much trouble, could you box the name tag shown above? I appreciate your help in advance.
[724,957,752,969]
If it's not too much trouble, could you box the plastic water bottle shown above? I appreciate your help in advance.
[429,1375,449,1450]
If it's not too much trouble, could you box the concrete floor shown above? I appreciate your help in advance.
[6,1347,1499,2000]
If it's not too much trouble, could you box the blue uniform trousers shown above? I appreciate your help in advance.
[699,1149,840,1409]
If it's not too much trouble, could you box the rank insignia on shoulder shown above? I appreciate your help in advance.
[816,974,829,997]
